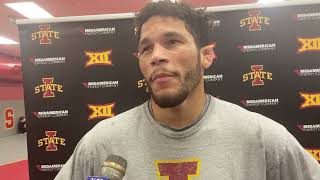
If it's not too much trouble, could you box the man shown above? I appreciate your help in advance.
[55,1,320,179]
[17,116,26,134]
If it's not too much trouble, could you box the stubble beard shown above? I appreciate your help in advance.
[149,59,202,108]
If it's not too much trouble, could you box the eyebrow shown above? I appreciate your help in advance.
[163,31,184,39]
[138,38,151,49]
[139,31,185,48]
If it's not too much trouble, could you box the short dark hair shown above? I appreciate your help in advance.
[134,0,212,48]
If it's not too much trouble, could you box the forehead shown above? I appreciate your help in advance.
[140,16,191,41]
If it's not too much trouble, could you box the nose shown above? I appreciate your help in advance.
[150,43,168,66]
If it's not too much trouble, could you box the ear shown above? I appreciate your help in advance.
[200,44,215,69]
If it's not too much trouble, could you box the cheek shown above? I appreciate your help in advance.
[138,60,148,77]
[178,51,198,70]
[180,45,198,61]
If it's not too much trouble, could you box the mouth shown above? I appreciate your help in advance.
[150,73,175,83]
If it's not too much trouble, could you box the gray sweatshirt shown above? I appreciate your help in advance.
[55,95,320,180]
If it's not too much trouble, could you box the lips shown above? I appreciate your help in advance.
[151,73,175,83]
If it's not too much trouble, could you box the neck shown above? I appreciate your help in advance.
[151,82,206,129]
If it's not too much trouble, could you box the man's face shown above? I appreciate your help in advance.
[138,16,202,108]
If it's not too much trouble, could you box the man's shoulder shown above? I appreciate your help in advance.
[93,103,145,133]
[211,96,288,142]
[212,97,252,114]
[71,104,146,155]
[212,96,283,124]
[210,96,261,123]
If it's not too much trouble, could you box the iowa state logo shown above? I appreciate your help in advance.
[31,25,59,44]
[38,131,66,151]
[34,78,63,98]
[155,158,201,180]
[88,103,115,120]
[299,92,320,109]
[243,65,272,86]
[4,108,14,129]
[297,37,320,54]
[137,78,149,93]
[84,49,112,67]
[240,10,271,31]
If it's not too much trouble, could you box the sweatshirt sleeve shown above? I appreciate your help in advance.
[54,129,101,180]
[277,129,320,180]
[53,111,133,180]
[255,112,320,180]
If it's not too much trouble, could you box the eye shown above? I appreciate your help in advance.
[139,46,152,55]
[169,39,178,44]
[168,39,179,45]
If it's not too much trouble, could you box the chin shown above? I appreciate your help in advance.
[151,89,188,108]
